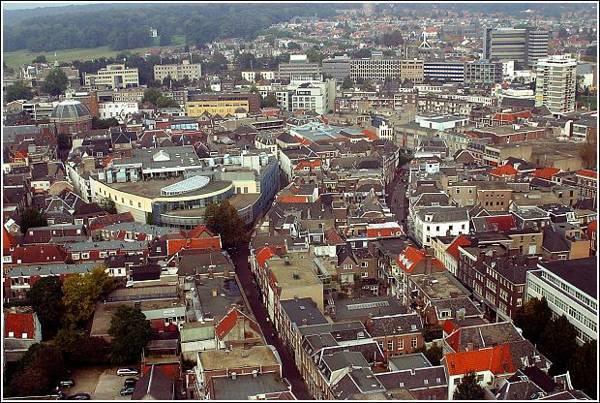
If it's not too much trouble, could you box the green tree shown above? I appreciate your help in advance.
[453,371,485,400]
[27,277,64,340]
[514,297,552,345]
[32,55,47,63]
[19,207,48,234]
[108,306,153,364]
[379,30,404,47]
[261,94,278,108]
[306,48,324,63]
[341,76,354,90]
[55,325,110,366]
[143,88,163,106]
[237,52,257,70]
[8,343,66,397]
[42,67,69,96]
[92,117,120,130]
[62,265,114,325]
[287,41,301,50]
[416,343,443,365]
[6,81,33,102]
[540,315,578,375]
[156,96,179,108]
[578,135,597,169]
[569,341,597,399]
[353,48,371,59]
[204,200,249,248]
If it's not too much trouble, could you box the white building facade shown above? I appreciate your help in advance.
[535,55,577,113]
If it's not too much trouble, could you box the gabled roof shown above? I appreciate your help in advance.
[3,227,15,252]
[534,167,561,180]
[131,365,174,400]
[255,246,276,268]
[490,164,517,177]
[11,244,68,264]
[444,344,515,376]
[215,306,258,340]
[186,224,216,239]
[446,235,472,260]
[396,245,444,273]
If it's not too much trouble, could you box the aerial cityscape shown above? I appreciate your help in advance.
[1,1,598,401]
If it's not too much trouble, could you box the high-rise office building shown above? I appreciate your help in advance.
[535,55,577,114]
[483,27,549,67]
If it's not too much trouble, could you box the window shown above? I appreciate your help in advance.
[361,262,368,268]
[387,340,394,350]
[81,252,90,260]
[343,264,352,270]
[476,374,484,382]
[411,337,418,348]
[398,339,404,350]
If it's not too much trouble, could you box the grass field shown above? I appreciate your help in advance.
[3,45,160,69]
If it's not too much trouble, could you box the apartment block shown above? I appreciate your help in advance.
[154,60,202,82]
[84,64,140,89]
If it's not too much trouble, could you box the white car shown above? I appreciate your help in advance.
[116,368,139,377]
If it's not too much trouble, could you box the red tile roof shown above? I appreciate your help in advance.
[89,212,135,231]
[576,169,597,179]
[215,307,241,339]
[485,215,517,232]
[166,238,222,256]
[11,244,68,264]
[397,246,444,272]
[277,195,309,203]
[294,160,321,171]
[446,235,472,260]
[445,344,516,376]
[361,129,379,141]
[3,227,15,253]
[186,224,216,239]
[492,110,532,123]
[489,164,517,177]
[4,312,36,338]
[325,228,345,245]
[588,220,597,239]
[533,167,561,180]
[255,246,276,268]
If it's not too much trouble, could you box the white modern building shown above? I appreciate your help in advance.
[241,70,276,82]
[415,115,469,131]
[84,64,139,89]
[153,60,202,82]
[413,206,470,247]
[290,79,336,115]
[535,55,577,113]
[525,257,597,345]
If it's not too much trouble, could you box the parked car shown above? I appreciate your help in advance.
[120,386,135,396]
[116,368,139,376]
[59,379,75,388]
[66,393,91,400]
[124,378,137,387]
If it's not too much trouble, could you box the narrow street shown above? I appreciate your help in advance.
[386,166,409,226]
[228,245,312,400]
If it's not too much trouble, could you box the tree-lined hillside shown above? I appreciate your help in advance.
[3,4,347,53]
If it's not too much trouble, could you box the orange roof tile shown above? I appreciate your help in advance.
[445,344,516,376]
[446,235,471,260]
[277,195,309,203]
[186,224,216,239]
[489,164,517,176]
[294,160,321,171]
[362,129,379,141]
[256,246,276,268]
[533,167,561,180]
[3,227,15,252]
[576,169,597,179]
[215,307,241,339]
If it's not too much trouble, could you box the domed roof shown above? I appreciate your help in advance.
[50,100,91,120]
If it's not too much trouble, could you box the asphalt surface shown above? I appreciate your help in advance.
[387,167,409,226]
[228,245,312,400]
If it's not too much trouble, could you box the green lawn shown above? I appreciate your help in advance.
[3,45,160,70]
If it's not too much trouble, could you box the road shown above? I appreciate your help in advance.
[228,245,312,400]
[386,167,409,227]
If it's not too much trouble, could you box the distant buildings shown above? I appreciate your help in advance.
[153,60,202,82]
[277,54,322,80]
[464,60,503,85]
[483,27,549,67]
[349,58,424,83]
[535,55,577,114]
[84,64,140,89]
[186,93,261,117]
